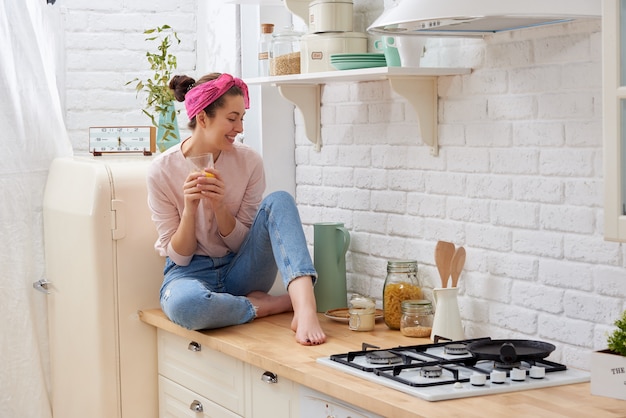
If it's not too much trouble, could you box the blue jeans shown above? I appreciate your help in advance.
[159,191,317,330]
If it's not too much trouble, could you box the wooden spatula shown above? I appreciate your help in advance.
[450,246,466,288]
[435,241,455,288]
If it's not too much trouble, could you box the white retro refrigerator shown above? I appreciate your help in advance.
[41,155,164,418]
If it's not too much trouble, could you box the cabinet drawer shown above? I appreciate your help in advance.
[247,365,297,418]
[159,375,241,418]
[157,330,245,415]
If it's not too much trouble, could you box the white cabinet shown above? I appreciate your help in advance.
[158,330,245,417]
[246,365,298,418]
[158,376,241,418]
[157,330,299,418]
[603,0,626,241]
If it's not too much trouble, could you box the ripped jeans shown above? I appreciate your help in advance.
[159,191,317,330]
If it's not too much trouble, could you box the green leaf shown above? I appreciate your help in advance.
[126,24,181,124]
[608,310,626,356]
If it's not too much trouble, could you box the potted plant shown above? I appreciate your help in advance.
[127,24,181,152]
[591,309,626,400]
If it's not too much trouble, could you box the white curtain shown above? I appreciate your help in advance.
[0,1,72,417]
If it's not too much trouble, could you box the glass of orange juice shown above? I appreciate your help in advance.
[186,153,214,177]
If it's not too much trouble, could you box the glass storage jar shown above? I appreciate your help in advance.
[400,299,433,338]
[348,294,376,331]
[383,260,422,330]
[269,26,303,76]
[257,23,274,77]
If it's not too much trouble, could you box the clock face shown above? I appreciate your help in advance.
[89,126,155,155]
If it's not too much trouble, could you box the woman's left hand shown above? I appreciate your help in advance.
[196,168,236,236]
[195,168,225,208]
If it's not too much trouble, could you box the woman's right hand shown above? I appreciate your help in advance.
[169,172,204,257]
[182,171,205,212]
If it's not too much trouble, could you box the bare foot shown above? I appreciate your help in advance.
[246,291,292,318]
[288,276,326,346]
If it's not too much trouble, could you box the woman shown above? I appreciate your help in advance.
[146,72,326,345]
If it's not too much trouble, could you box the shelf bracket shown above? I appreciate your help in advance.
[277,84,322,151]
[388,76,439,156]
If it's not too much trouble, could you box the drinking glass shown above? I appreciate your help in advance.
[186,153,214,177]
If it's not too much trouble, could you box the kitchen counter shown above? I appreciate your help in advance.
[140,309,625,418]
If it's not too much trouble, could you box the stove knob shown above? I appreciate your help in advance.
[529,365,546,379]
[470,373,486,386]
[490,370,506,384]
[510,368,526,382]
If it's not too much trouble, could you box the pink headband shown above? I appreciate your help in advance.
[185,73,250,119]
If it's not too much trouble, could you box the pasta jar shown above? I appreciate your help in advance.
[400,300,433,338]
[270,27,303,76]
[383,260,422,330]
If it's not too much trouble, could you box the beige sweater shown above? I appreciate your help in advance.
[146,141,266,266]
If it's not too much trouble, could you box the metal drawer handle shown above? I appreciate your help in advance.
[261,371,278,384]
[188,341,201,352]
[189,400,203,412]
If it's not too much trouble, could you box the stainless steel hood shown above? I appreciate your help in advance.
[367,0,601,37]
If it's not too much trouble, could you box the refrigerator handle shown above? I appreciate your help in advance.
[33,278,52,294]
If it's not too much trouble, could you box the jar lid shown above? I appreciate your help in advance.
[350,294,375,309]
[261,23,274,34]
[387,259,417,266]
[387,259,417,272]
[272,26,304,38]
[401,299,432,312]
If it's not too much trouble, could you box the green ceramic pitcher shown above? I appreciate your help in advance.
[313,222,350,312]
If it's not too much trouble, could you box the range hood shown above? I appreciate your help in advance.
[367,0,601,37]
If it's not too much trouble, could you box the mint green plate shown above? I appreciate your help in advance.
[330,57,387,62]
[331,61,387,70]
[331,53,385,60]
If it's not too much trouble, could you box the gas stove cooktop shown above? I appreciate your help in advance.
[317,337,590,401]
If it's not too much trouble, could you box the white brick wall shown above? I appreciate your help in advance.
[60,0,198,150]
[58,0,624,371]
[295,19,626,370]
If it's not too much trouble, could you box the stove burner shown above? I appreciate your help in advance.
[444,343,468,355]
[366,350,403,365]
[420,365,443,378]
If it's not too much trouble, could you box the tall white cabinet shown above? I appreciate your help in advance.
[603,0,626,241]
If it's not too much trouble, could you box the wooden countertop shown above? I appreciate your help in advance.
[140,309,625,418]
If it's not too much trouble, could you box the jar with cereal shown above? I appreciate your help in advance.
[270,26,303,76]
[383,260,422,330]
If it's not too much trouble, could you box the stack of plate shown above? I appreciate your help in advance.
[330,53,386,70]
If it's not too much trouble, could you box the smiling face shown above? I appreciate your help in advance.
[188,93,246,158]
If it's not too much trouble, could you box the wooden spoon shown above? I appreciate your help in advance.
[434,241,455,288]
[450,246,466,288]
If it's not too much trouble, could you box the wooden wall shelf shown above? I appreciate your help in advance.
[246,66,471,154]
